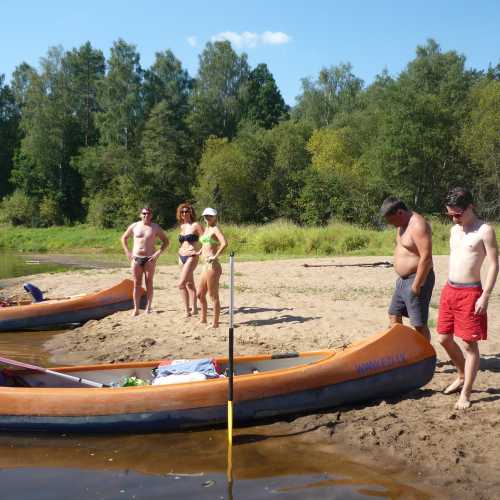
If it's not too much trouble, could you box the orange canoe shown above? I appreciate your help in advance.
[0,324,435,432]
[0,279,144,331]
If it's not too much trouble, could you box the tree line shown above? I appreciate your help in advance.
[0,38,498,228]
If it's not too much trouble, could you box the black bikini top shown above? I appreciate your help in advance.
[178,233,199,244]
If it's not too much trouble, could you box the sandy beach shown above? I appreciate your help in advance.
[3,255,500,499]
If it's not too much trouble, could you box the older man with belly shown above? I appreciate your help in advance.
[380,197,434,341]
[437,187,498,410]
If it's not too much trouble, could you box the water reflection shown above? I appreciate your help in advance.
[0,252,70,282]
[0,430,430,499]
[0,330,64,366]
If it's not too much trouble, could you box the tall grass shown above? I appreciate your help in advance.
[0,219,470,259]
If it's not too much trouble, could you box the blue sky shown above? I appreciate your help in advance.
[1,0,499,105]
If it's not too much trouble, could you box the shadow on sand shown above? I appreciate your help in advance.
[238,315,320,327]
[235,306,294,315]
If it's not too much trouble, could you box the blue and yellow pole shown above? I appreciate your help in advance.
[227,251,235,497]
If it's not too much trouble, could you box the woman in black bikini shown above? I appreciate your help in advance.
[177,203,203,317]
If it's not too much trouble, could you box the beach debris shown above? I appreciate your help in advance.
[303,261,393,268]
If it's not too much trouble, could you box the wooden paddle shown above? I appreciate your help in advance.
[0,355,109,388]
[227,251,235,496]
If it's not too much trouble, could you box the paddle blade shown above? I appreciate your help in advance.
[227,400,233,447]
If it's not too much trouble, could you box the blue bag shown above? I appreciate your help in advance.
[23,283,44,302]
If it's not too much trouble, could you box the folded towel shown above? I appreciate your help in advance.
[152,372,207,385]
[156,358,220,378]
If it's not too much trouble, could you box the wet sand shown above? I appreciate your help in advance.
[3,255,500,499]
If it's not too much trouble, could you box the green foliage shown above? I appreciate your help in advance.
[73,144,144,227]
[261,120,312,221]
[462,79,500,216]
[241,63,289,128]
[1,38,499,232]
[143,50,192,118]
[0,190,36,226]
[0,75,20,198]
[2,219,499,258]
[371,40,477,211]
[96,39,144,149]
[39,196,63,227]
[62,42,105,147]
[194,135,265,222]
[188,41,250,142]
[141,100,194,226]
[294,63,364,128]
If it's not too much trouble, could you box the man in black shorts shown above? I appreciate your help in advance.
[381,197,434,340]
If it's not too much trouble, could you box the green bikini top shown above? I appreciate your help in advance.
[200,232,218,245]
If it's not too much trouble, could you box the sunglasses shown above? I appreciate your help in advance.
[446,210,464,218]
[181,210,191,214]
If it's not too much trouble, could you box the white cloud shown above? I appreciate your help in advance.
[260,31,291,45]
[187,36,197,47]
[211,31,291,49]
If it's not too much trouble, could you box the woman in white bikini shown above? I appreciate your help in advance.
[197,207,228,329]
[176,203,203,317]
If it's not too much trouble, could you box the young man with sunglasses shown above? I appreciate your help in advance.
[437,187,498,409]
[121,207,169,316]
[380,196,434,341]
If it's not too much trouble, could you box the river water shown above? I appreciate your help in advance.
[0,251,432,499]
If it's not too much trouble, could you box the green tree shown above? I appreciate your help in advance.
[371,40,477,211]
[10,62,36,109]
[241,63,288,128]
[294,63,364,128]
[141,100,194,225]
[300,126,374,224]
[261,120,312,221]
[188,41,250,142]
[462,79,500,216]
[194,134,267,223]
[97,39,144,149]
[143,50,192,119]
[10,47,86,221]
[63,42,105,147]
[0,75,21,198]
[0,190,36,226]
[73,144,142,227]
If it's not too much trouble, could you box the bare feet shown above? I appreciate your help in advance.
[455,394,472,410]
[443,378,464,395]
[131,310,140,317]
[199,319,207,325]
[184,310,191,318]
[147,308,153,314]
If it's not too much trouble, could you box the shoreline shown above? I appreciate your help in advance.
[2,255,499,499]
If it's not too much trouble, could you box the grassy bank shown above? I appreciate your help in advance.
[0,220,463,260]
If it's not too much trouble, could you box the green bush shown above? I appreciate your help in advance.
[340,233,370,252]
[0,191,36,226]
[39,196,63,227]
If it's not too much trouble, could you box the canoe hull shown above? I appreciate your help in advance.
[0,280,145,331]
[0,326,436,433]
[0,352,435,433]
[0,299,136,331]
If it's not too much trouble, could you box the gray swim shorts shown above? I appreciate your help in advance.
[388,270,435,327]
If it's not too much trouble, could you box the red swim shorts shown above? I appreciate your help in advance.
[437,283,487,342]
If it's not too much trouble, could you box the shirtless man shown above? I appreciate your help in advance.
[437,187,498,410]
[380,197,434,340]
[121,207,169,316]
